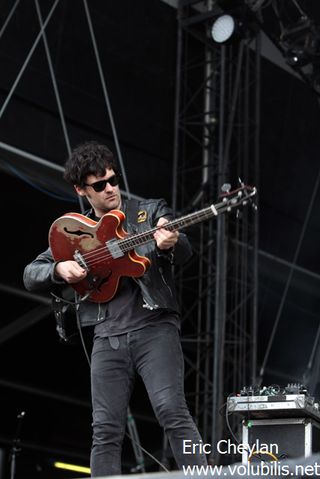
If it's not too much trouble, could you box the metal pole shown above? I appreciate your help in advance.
[211,45,226,462]
[0,0,61,120]
[172,3,183,215]
[0,0,20,40]
[82,0,131,198]
[252,32,261,384]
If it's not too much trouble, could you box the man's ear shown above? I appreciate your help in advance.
[74,185,86,196]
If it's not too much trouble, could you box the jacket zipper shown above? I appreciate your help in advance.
[159,267,174,298]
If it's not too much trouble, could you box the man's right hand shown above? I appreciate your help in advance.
[54,260,87,284]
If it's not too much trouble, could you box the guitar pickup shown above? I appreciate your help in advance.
[106,239,124,259]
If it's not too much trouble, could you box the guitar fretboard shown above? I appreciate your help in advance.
[114,185,256,253]
[119,204,218,252]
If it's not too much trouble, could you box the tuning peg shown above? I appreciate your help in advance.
[221,183,231,193]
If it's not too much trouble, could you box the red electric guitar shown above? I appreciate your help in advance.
[49,184,256,302]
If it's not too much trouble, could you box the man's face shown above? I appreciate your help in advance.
[75,168,121,217]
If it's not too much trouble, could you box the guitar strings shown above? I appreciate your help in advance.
[78,208,217,268]
[84,206,217,260]
[68,190,254,269]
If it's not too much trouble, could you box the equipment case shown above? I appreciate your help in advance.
[241,417,320,464]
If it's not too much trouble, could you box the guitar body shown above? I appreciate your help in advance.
[49,210,150,303]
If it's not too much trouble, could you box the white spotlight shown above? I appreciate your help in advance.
[211,14,235,43]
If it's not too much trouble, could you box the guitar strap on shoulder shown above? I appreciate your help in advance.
[125,198,140,230]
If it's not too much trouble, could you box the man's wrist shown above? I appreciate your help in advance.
[156,246,174,263]
[52,261,65,283]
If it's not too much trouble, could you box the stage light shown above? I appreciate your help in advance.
[210,7,258,45]
[211,14,235,43]
[53,461,90,474]
[285,46,310,67]
[280,18,320,68]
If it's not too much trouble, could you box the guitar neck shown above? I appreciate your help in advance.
[117,183,257,252]
[120,204,219,252]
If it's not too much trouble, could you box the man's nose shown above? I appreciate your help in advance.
[105,181,114,192]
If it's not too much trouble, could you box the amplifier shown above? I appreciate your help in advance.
[241,417,320,463]
[227,394,320,421]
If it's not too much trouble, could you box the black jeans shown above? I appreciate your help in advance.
[90,323,207,476]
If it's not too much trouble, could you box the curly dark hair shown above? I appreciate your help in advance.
[64,141,119,186]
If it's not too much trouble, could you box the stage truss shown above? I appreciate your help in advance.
[171,0,260,463]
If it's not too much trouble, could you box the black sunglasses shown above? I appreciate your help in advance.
[84,174,121,192]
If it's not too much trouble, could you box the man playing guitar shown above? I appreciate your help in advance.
[23,141,208,476]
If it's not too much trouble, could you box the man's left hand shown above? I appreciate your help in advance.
[154,217,179,250]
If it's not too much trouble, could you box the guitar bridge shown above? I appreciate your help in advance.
[74,250,89,270]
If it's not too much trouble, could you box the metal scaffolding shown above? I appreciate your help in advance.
[172,0,260,463]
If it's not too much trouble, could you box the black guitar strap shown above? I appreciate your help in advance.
[125,198,140,230]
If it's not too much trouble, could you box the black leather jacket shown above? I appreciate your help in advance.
[23,198,192,328]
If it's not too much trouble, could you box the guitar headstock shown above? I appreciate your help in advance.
[217,183,257,213]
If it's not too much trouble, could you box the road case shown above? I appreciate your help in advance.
[241,417,320,464]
